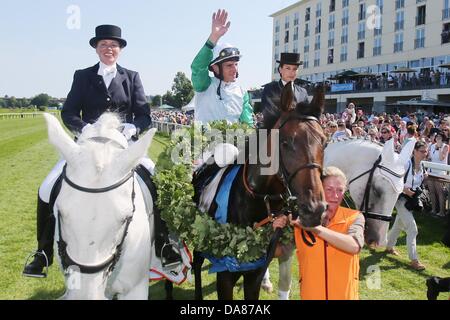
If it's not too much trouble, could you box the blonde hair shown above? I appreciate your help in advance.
[322,166,348,186]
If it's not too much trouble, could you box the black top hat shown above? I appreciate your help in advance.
[276,52,303,65]
[89,25,127,48]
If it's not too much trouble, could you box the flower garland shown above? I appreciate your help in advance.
[153,121,293,263]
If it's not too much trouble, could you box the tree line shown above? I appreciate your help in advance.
[2,71,195,110]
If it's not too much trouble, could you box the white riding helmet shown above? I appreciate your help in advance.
[209,42,241,70]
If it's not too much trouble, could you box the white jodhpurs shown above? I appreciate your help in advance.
[387,197,419,261]
[38,157,155,204]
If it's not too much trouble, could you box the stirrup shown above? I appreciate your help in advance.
[23,251,49,278]
[160,241,182,269]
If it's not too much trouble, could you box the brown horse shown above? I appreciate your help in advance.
[191,83,327,300]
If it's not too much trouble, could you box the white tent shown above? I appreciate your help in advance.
[181,95,196,112]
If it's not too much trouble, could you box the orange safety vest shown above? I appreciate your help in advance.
[294,206,361,300]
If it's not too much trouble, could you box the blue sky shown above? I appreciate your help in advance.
[1,0,298,98]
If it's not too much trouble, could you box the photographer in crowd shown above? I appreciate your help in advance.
[385,141,428,271]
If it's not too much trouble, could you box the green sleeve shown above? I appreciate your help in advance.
[239,92,254,126]
[191,40,214,92]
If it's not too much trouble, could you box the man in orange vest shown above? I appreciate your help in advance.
[274,166,365,300]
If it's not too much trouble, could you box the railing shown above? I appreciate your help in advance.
[151,121,189,135]
[0,112,60,120]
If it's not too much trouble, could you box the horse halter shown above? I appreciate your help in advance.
[347,154,404,223]
[57,164,136,275]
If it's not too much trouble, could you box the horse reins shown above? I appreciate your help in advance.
[57,164,136,275]
[243,115,324,247]
[347,154,404,223]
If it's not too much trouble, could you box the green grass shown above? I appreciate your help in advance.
[0,116,449,300]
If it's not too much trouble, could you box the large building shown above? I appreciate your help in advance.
[270,0,450,113]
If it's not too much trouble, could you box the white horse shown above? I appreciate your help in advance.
[262,137,415,299]
[43,113,156,300]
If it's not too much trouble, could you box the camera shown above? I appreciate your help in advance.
[404,187,424,211]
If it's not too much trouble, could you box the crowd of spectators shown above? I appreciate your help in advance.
[151,110,194,125]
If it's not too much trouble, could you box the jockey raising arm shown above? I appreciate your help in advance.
[190,9,253,125]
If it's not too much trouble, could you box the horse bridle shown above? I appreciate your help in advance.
[243,114,324,247]
[57,164,136,275]
[347,154,404,223]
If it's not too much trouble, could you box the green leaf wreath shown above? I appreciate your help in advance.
[153,121,294,263]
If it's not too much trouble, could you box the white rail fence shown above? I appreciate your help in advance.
[0,112,60,120]
[151,121,189,134]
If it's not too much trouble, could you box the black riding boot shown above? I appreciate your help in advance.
[135,165,182,268]
[23,196,55,278]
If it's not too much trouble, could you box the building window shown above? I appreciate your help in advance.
[315,34,321,50]
[305,22,310,37]
[358,3,366,21]
[329,14,335,30]
[294,27,299,41]
[395,11,404,31]
[442,22,450,44]
[304,53,309,68]
[340,45,348,62]
[285,15,290,29]
[328,30,335,47]
[374,16,383,36]
[358,21,365,40]
[294,12,300,26]
[305,7,311,21]
[342,0,349,8]
[395,0,405,10]
[342,8,349,26]
[304,38,310,52]
[357,42,365,59]
[328,48,334,64]
[341,26,348,44]
[275,34,280,47]
[376,0,384,14]
[314,51,320,66]
[416,5,426,26]
[293,41,299,53]
[285,30,289,43]
[274,48,280,61]
[394,32,404,52]
[444,0,450,20]
[373,37,382,56]
[275,20,280,33]
[316,2,322,17]
[415,28,425,48]
[284,43,289,53]
[330,0,336,12]
[316,19,322,34]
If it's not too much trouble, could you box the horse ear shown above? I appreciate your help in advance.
[309,85,325,115]
[116,128,156,173]
[381,138,395,163]
[399,139,416,165]
[280,81,295,112]
[43,113,80,165]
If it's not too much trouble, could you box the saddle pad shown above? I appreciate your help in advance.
[214,166,241,224]
[198,167,228,213]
